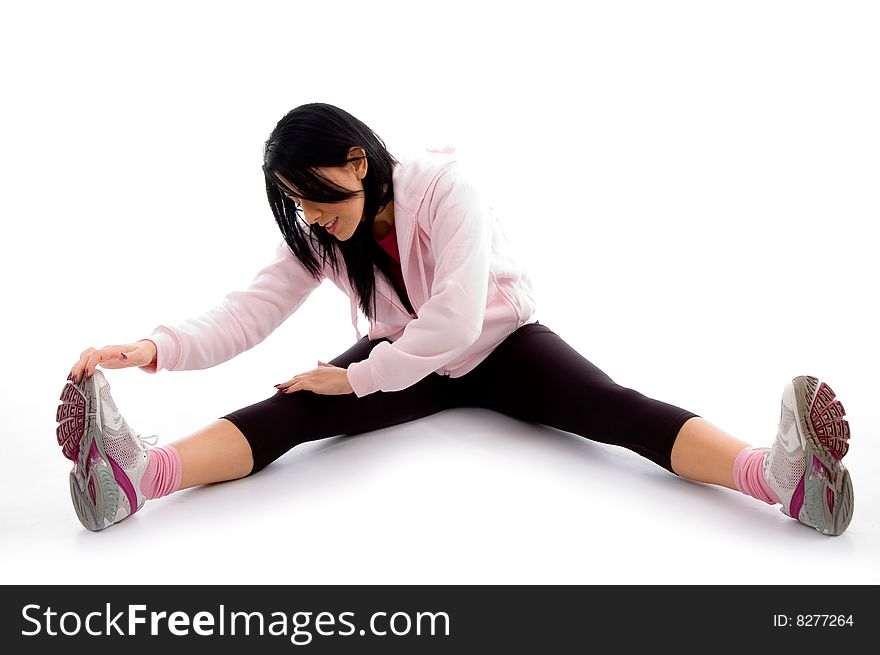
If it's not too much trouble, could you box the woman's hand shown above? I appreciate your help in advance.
[68,340,158,384]
[275,361,353,396]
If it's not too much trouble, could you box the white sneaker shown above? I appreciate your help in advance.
[764,375,853,536]
[56,369,158,531]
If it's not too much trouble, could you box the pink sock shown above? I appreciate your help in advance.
[733,447,780,505]
[140,445,182,500]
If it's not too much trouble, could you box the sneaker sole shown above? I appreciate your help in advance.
[791,375,853,536]
[56,376,120,531]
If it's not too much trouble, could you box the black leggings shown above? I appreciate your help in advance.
[220,322,701,476]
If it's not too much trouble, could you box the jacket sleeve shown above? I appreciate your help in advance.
[139,239,324,373]
[346,163,491,396]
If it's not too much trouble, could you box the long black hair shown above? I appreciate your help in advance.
[262,103,414,320]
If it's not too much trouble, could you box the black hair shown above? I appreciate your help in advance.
[262,102,414,321]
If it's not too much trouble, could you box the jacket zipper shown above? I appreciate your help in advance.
[392,215,419,318]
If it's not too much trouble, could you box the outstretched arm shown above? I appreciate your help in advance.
[140,239,324,373]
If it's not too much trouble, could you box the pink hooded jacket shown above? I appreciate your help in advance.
[140,146,539,397]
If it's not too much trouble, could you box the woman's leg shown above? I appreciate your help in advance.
[669,417,750,489]
[161,328,745,490]
[159,329,751,489]
[196,334,456,479]
[449,322,854,535]
[452,322,705,478]
[150,336,456,495]
[169,418,254,490]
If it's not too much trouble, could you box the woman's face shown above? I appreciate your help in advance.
[273,151,366,241]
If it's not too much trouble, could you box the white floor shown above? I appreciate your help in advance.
[3,370,878,585]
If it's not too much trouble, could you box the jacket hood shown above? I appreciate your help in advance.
[390,144,457,216]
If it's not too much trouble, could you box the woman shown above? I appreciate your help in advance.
[56,103,854,536]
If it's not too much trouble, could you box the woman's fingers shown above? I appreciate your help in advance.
[276,371,312,392]
[71,345,138,383]
[75,352,99,382]
[70,349,95,382]
[274,362,332,388]
[282,380,310,394]
[275,366,349,395]
[274,375,298,390]
[86,350,111,378]
[278,376,304,388]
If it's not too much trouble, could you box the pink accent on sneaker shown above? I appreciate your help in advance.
[789,476,805,519]
[733,447,780,505]
[140,445,182,500]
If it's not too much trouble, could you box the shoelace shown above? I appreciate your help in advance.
[137,433,160,449]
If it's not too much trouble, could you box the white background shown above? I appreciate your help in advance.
[1,0,877,584]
